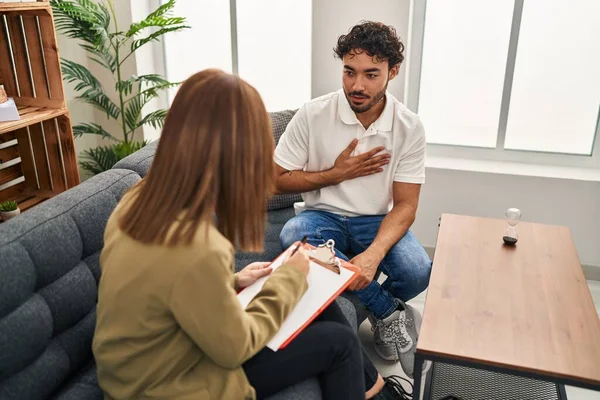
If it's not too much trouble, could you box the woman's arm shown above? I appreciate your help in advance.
[169,249,307,369]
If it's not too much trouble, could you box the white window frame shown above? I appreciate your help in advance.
[405,0,600,170]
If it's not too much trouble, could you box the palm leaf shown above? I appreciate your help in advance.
[81,93,120,120]
[79,141,147,174]
[137,109,168,130]
[126,16,186,38]
[87,53,116,72]
[146,0,177,20]
[123,86,172,132]
[79,145,121,174]
[52,0,98,45]
[130,25,189,54]
[61,59,102,92]
[81,43,117,72]
[52,0,115,72]
[116,74,176,96]
[72,123,116,141]
[130,82,179,101]
[119,0,188,64]
[113,140,147,159]
[61,59,120,119]
[95,1,111,29]
[52,0,109,44]
[123,96,142,132]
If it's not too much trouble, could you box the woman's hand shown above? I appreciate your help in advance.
[236,262,273,290]
[285,246,310,276]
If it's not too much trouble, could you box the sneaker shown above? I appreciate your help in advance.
[370,300,431,378]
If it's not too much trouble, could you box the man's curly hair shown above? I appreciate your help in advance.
[334,21,405,68]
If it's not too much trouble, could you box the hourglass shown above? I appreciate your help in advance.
[503,208,521,245]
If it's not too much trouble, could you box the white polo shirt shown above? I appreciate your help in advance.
[274,89,426,217]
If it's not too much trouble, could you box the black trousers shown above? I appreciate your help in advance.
[243,301,379,399]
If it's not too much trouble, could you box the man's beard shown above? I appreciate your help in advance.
[345,80,388,114]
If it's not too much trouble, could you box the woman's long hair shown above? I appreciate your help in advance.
[118,69,274,252]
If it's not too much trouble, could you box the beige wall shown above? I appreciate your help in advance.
[56,30,97,180]
[311,0,410,100]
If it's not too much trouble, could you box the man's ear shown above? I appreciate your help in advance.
[388,64,400,81]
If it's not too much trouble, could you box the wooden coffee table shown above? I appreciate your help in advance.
[413,214,600,399]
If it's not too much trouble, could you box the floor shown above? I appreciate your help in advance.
[358,280,600,400]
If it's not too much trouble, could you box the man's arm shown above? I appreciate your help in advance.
[348,182,421,290]
[274,139,391,194]
[274,164,341,194]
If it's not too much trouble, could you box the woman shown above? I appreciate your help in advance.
[93,69,408,399]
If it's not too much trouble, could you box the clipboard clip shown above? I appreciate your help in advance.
[309,239,341,275]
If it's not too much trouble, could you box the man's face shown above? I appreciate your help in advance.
[342,49,399,113]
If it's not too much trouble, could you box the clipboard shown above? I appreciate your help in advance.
[237,240,360,351]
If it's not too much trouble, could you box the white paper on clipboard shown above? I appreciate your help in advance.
[237,248,356,351]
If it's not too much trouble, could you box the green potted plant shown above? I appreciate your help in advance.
[51,0,189,175]
[0,200,20,221]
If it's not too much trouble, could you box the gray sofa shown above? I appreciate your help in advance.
[0,111,367,399]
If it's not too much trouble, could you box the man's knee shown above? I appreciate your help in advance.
[411,250,432,293]
[387,236,432,293]
[279,216,313,249]
[409,247,432,292]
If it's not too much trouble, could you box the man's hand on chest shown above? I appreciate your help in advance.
[329,139,391,185]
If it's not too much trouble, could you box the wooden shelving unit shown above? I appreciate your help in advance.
[0,0,80,215]
[0,105,68,134]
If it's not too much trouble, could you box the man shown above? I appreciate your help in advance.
[274,21,432,378]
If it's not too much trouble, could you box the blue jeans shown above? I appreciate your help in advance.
[280,210,432,319]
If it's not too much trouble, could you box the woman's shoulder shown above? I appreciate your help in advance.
[190,222,235,261]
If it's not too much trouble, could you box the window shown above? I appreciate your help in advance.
[407,0,600,167]
[237,0,311,111]
[163,0,233,101]
[504,1,600,155]
[418,0,513,148]
[162,0,312,111]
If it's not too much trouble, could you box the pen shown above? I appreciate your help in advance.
[290,236,308,257]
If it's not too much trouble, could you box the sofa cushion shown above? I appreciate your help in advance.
[267,110,302,211]
[112,140,158,178]
[0,169,140,400]
[53,361,103,400]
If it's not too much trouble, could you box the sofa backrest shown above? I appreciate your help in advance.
[266,110,303,210]
[0,169,140,400]
[113,110,303,210]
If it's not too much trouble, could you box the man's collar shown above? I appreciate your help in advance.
[337,89,394,132]
[338,89,360,125]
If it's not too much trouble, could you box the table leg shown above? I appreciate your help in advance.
[557,383,568,400]
[423,362,434,400]
[413,353,424,400]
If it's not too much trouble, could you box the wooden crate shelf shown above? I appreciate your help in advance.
[14,188,52,210]
[0,2,51,14]
[0,0,80,212]
[0,113,79,198]
[0,105,68,134]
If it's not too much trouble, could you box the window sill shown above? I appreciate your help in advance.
[425,156,600,182]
